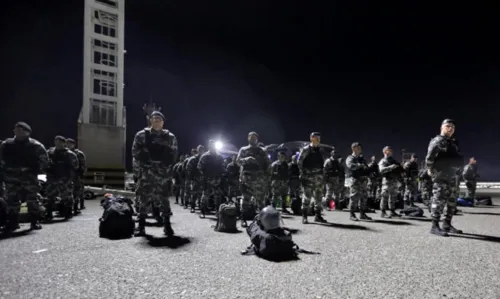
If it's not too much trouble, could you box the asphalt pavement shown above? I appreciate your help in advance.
[1,190,500,299]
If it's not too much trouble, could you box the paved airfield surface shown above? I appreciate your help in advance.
[1,189,500,299]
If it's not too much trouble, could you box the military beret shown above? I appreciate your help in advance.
[15,122,32,133]
[150,111,165,120]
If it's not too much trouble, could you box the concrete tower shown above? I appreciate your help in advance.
[78,0,126,188]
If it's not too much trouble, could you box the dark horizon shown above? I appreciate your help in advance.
[1,1,499,179]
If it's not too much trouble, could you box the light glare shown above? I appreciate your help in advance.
[214,141,223,150]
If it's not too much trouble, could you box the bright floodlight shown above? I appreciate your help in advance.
[214,141,223,150]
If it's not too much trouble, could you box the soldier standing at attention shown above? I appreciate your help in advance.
[298,132,327,224]
[345,142,372,221]
[426,119,463,237]
[378,146,402,218]
[462,157,479,203]
[132,111,178,237]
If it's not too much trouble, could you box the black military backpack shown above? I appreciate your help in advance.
[99,195,135,239]
[214,201,238,233]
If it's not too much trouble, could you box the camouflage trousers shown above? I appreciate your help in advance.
[73,176,84,208]
[227,180,240,201]
[201,177,223,211]
[420,180,433,203]
[190,179,203,208]
[240,173,267,212]
[46,178,74,211]
[136,166,172,216]
[430,179,459,221]
[380,178,399,210]
[4,177,41,215]
[404,179,418,206]
[336,178,346,202]
[183,179,192,206]
[301,173,324,210]
[465,180,476,200]
[288,178,301,199]
[367,178,380,199]
[271,180,288,207]
[348,178,368,211]
[323,176,341,204]
[174,178,183,204]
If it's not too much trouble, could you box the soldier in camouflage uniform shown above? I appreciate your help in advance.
[172,155,185,205]
[403,154,419,207]
[288,154,301,203]
[186,145,205,213]
[66,138,87,212]
[426,119,463,237]
[298,132,327,224]
[367,156,380,201]
[323,148,341,210]
[237,132,269,227]
[198,140,225,217]
[132,111,178,237]
[419,168,433,208]
[0,122,49,231]
[45,136,79,220]
[462,157,478,202]
[181,149,197,209]
[225,155,240,204]
[378,146,403,218]
[345,142,371,221]
[270,152,290,213]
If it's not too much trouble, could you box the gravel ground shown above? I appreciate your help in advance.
[1,191,499,299]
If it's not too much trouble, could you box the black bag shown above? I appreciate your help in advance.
[99,196,135,239]
[400,206,424,217]
[214,202,238,233]
[244,220,298,261]
[475,196,492,206]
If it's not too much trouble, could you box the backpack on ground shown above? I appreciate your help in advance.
[99,194,135,239]
[241,217,318,261]
[400,206,424,217]
[214,201,238,233]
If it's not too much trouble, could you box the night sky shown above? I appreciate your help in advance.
[1,1,499,179]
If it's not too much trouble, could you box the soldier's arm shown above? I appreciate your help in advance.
[236,148,246,165]
[425,138,441,172]
[297,147,308,173]
[35,143,49,173]
[346,156,363,170]
[70,152,79,171]
[79,152,87,174]
[132,132,147,167]
[197,154,205,176]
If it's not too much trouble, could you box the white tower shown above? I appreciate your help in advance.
[78,0,126,188]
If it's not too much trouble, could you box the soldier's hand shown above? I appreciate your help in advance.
[427,169,433,176]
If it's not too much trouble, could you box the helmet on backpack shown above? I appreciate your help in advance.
[258,206,281,232]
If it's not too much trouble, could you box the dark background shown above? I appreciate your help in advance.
[0,1,499,178]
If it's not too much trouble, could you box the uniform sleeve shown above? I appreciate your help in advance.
[297,147,308,173]
[70,151,79,171]
[425,138,441,171]
[78,151,87,174]
[197,154,206,175]
[35,142,49,173]
[261,149,270,173]
[346,155,363,170]
[132,131,146,166]
[378,159,392,174]
[236,148,245,165]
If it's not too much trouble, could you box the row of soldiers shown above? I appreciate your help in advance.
[0,122,87,233]
[131,113,473,238]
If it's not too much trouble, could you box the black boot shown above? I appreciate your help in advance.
[73,202,81,216]
[80,198,86,210]
[29,214,42,230]
[430,219,448,236]
[163,215,174,237]
[314,209,327,223]
[44,206,54,223]
[389,210,401,218]
[380,210,391,218]
[442,219,463,234]
[302,208,308,224]
[359,211,372,221]
[134,216,146,237]
[350,212,359,221]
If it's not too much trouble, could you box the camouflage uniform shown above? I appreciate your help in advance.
[403,160,419,207]
[288,160,301,201]
[0,136,49,230]
[419,169,433,205]
[323,154,341,209]
[225,161,240,202]
[298,144,326,223]
[367,160,380,200]
[462,164,478,200]
[198,150,225,216]
[378,155,403,217]
[71,147,86,211]
[46,146,79,220]
[172,158,184,205]
[426,130,463,236]
[132,126,178,236]
[345,153,371,220]
[181,156,191,208]
[237,144,269,224]
[186,153,203,211]
[270,157,289,212]
[335,158,346,205]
